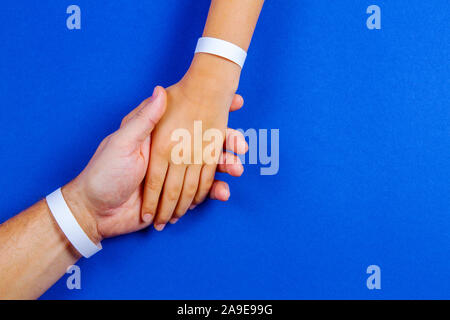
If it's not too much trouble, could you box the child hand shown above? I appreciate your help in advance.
[140,74,247,230]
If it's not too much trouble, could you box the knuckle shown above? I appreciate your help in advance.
[184,182,198,197]
[109,132,126,147]
[146,178,162,191]
[134,108,146,119]
[166,188,180,202]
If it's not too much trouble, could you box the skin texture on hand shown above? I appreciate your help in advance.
[65,86,248,241]
[141,66,248,231]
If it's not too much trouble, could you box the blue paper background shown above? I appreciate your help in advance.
[0,1,449,299]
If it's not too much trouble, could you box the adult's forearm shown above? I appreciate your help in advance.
[0,183,93,299]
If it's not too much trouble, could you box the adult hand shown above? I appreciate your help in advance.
[62,86,247,242]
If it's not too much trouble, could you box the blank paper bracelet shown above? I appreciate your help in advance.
[195,37,247,68]
[46,188,102,258]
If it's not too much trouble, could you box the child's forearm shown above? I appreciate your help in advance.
[183,0,265,98]
[203,0,265,51]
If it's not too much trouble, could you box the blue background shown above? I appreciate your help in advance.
[0,0,449,299]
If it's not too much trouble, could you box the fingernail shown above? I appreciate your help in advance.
[147,87,159,104]
[143,214,153,223]
[169,218,178,224]
[221,189,230,200]
[152,86,161,100]
[189,205,196,210]
[154,224,165,231]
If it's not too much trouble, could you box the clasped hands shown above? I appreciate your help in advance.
[62,57,247,243]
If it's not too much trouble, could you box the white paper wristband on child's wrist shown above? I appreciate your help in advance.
[195,37,247,69]
[46,188,102,258]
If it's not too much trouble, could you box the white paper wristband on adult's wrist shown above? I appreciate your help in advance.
[195,37,247,68]
[46,188,102,258]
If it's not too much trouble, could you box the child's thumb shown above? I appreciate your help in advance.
[118,86,166,144]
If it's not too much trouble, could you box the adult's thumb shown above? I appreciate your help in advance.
[118,86,166,144]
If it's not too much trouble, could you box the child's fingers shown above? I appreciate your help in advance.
[170,178,230,225]
[171,164,202,223]
[141,154,169,223]
[192,164,217,205]
[153,164,187,231]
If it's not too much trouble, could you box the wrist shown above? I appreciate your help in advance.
[61,180,103,244]
[183,53,241,96]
